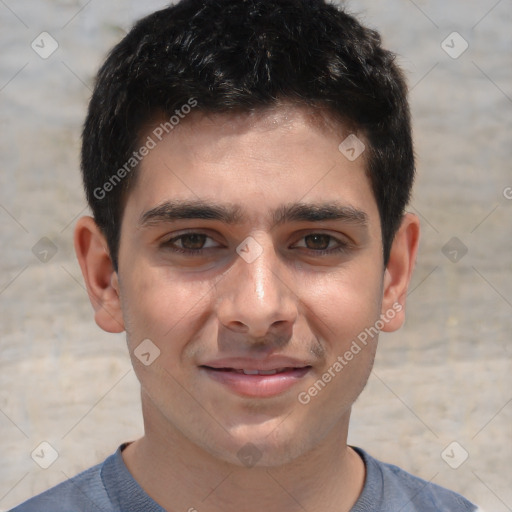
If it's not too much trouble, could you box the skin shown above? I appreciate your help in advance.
[75,105,420,512]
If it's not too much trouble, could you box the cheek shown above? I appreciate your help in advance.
[293,272,381,421]
[121,268,213,361]
[120,272,213,410]
[300,263,383,353]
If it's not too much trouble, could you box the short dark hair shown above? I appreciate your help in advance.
[81,0,414,270]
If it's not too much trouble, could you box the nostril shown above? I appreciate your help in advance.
[227,321,249,333]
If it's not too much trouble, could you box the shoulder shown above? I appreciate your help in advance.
[9,444,164,512]
[352,447,481,512]
[9,457,114,512]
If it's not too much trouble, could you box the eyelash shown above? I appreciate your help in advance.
[161,232,350,257]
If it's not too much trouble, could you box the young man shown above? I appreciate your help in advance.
[12,0,481,510]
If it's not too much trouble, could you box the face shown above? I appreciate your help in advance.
[113,106,390,466]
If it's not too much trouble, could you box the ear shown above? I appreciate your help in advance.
[74,216,125,333]
[380,212,420,332]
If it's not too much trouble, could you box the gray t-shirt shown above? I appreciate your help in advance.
[10,444,480,512]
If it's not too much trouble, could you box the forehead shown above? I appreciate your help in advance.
[125,105,378,229]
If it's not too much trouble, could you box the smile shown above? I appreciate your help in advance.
[200,365,312,398]
[210,367,296,375]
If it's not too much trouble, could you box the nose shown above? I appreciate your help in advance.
[216,235,298,341]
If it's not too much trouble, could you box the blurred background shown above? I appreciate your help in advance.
[0,0,511,510]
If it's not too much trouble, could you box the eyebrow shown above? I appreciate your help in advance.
[139,199,368,229]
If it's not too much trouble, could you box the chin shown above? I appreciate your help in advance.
[201,420,318,469]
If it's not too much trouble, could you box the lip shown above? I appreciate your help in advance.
[201,356,311,372]
[200,357,312,398]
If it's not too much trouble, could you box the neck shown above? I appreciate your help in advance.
[123,398,365,512]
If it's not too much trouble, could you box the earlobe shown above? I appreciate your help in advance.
[74,216,125,333]
[380,213,420,332]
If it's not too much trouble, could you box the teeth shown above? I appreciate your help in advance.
[240,368,287,375]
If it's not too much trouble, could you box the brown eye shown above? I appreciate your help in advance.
[161,232,220,255]
[292,233,350,256]
[303,234,332,251]
[178,234,208,250]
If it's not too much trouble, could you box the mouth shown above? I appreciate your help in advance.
[200,365,312,398]
[203,366,304,375]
